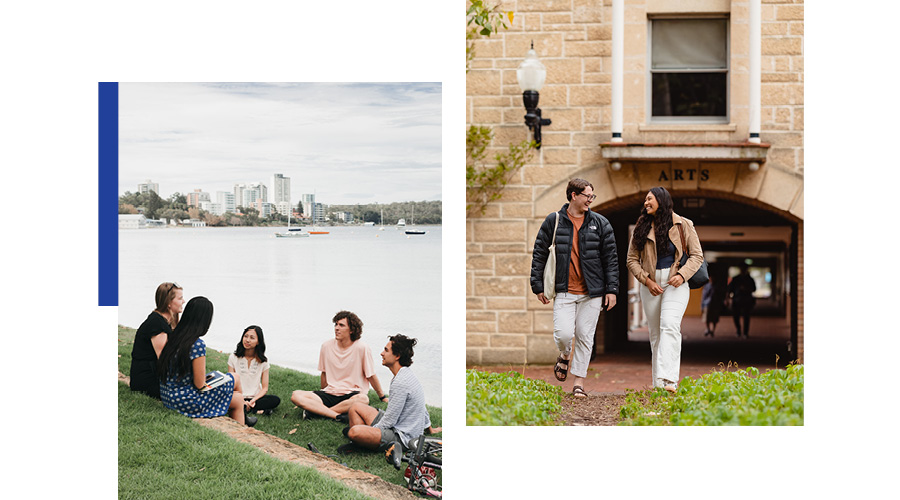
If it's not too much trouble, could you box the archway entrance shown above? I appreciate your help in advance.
[593,191,800,367]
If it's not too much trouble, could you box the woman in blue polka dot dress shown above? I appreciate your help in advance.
[157,296,248,425]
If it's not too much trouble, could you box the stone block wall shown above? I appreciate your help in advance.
[466,0,804,365]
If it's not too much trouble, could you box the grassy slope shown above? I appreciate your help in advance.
[118,325,442,494]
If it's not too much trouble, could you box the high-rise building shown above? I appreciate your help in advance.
[217,191,235,213]
[301,193,316,220]
[235,182,267,209]
[138,180,159,195]
[313,202,325,222]
[186,189,210,207]
[272,173,291,205]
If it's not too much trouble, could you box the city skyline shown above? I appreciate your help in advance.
[128,175,433,207]
[118,83,442,205]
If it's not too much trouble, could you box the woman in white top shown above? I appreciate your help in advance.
[227,325,281,416]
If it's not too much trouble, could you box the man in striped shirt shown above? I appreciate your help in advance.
[342,334,440,451]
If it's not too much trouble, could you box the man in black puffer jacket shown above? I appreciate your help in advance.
[531,178,618,399]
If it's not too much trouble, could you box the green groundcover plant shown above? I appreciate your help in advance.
[466,369,563,426]
[619,362,804,426]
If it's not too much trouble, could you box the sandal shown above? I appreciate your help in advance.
[572,385,587,398]
[663,380,678,393]
[554,355,569,382]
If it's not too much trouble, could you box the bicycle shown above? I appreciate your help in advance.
[385,435,442,498]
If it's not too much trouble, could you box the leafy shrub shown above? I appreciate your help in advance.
[619,363,804,426]
[466,370,563,426]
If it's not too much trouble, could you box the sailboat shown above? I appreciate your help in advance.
[275,209,308,238]
[379,206,385,231]
[405,204,426,235]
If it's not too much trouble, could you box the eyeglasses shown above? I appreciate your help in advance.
[576,193,596,202]
[167,282,181,292]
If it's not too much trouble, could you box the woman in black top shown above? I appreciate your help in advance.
[129,282,185,398]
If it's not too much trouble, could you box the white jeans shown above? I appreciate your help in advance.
[553,292,603,379]
[639,268,690,387]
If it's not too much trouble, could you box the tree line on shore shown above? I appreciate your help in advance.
[118,191,442,227]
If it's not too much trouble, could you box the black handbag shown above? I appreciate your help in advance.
[677,224,709,289]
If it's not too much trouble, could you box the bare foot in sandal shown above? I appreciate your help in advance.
[554,354,570,382]
[572,385,587,398]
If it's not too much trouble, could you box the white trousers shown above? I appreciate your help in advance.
[639,268,690,388]
[553,292,603,379]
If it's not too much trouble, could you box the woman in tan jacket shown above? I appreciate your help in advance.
[626,187,704,393]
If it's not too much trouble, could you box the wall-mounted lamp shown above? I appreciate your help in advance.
[748,161,760,172]
[516,42,551,149]
[611,161,622,171]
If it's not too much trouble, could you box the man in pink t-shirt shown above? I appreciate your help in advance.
[290,311,387,420]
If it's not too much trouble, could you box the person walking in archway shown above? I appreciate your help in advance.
[726,263,756,338]
[530,178,619,399]
[626,187,704,393]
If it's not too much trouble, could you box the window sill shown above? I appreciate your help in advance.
[639,123,736,132]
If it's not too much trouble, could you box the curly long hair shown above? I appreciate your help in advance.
[157,296,214,381]
[333,310,363,342]
[631,187,675,256]
[234,325,268,363]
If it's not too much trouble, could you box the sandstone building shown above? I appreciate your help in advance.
[466,0,803,366]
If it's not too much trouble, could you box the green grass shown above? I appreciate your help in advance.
[119,325,441,495]
[465,369,563,425]
[618,362,804,426]
[119,384,373,500]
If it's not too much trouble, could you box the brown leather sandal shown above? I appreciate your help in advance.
[573,385,587,398]
[554,355,569,382]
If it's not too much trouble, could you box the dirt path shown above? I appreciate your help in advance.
[118,372,417,500]
[555,391,627,426]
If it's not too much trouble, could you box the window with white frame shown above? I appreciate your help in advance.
[650,17,728,122]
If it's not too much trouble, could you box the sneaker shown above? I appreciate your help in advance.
[301,409,309,420]
[336,443,358,455]
[342,426,350,438]
[335,413,349,424]
[246,415,258,427]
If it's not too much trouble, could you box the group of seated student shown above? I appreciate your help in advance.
[129,282,439,450]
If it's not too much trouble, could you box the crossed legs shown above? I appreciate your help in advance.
[345,402,383,449]
[290,390,368,419]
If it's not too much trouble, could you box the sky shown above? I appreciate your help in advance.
[118,82,442,205]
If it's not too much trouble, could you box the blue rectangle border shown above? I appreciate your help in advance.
[99,82,118,306]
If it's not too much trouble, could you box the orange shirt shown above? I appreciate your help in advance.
[568,214,588,295]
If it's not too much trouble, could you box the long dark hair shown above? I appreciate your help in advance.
[234,325,268,363]
[157,296,214,381]
[631,186,675,256]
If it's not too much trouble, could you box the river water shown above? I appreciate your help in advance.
[118,225,442,406]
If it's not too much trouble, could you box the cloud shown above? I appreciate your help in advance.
[118,83,441,204]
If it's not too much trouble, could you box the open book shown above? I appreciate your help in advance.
[200,371,229,392]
